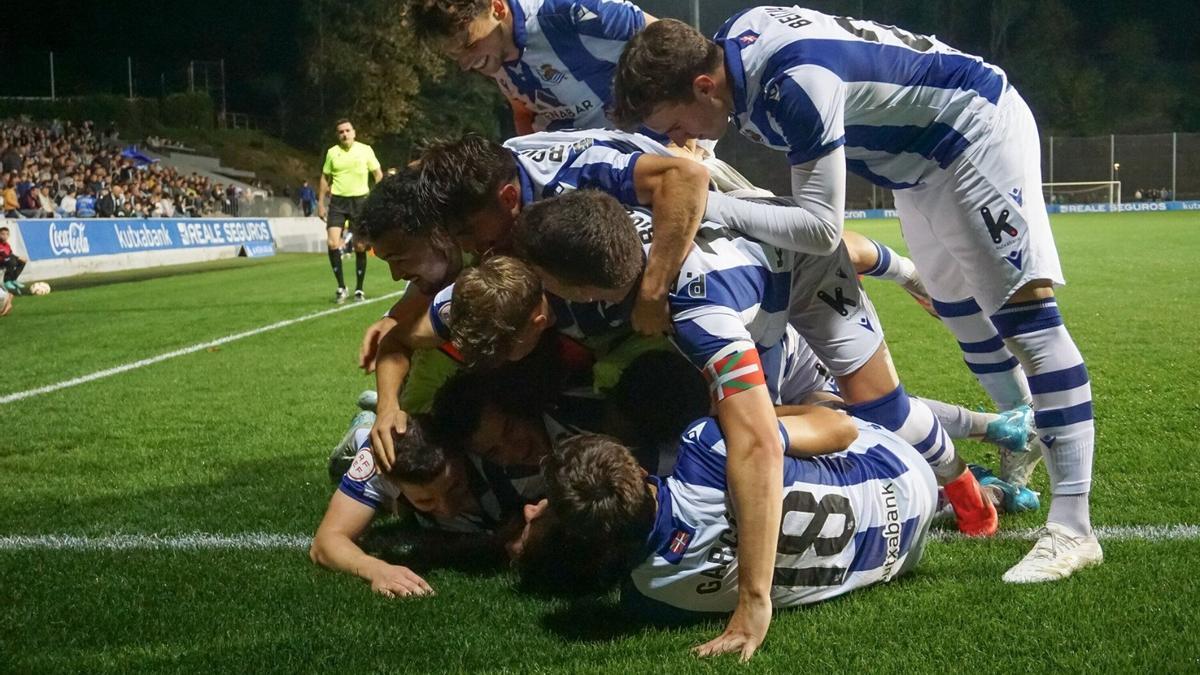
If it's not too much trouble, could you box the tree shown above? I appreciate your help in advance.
[299,0,502,159]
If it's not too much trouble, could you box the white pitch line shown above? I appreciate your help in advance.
[1,525,1198,552]
[0,533,310,551]
[930,523,1200,543]
[0,291,404,405]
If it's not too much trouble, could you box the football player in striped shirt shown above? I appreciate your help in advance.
[508,189,996,658]
[311,415,528,598]
[610,10,1099,584]
[409,0,654,134]
[513,408,938,620]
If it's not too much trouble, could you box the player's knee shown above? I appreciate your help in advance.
[1006,279,1055,305]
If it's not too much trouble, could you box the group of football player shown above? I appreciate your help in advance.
[310,1,1101,659]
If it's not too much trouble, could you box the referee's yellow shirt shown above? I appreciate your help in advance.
[322,142,381,197]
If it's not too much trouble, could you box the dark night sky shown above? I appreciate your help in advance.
[3,1,1197,119]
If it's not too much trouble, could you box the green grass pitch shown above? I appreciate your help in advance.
[2,211,1198,672]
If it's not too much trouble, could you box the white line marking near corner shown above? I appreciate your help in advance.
[0,291,404,405]
[1,525,1198,552]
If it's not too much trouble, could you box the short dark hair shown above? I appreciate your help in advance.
[517,434,654,596]
[449,256,543,369]
[513,190,643,290]
[409,0,490,39]
[428,358,559,452]
[612,350,710,448]
[611,19,722,129]
[0,227,8,233]
[357,164,444,241]
[335,118,353,128]
[419,133,517,235]
[384,414,449,484]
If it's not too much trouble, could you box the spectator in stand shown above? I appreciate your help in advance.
[299,180,316,217]
[35,185,56,217]
[2,176,17,217]
[1,143,21,173]
[18,181,41,217]
[96,187,115,217]
[226,184,240,216]
[75,188,97,217]
[0,226,27,294]
[58,186,77,217]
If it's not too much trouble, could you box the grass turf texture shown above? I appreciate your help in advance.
[2,212,1199,672]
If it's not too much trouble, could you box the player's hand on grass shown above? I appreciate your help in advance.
[693,594,772,662]
[370,407,408,472]
[0,292,11,317]
[632,289,672,336]
[370,563,434,598]
[359,316,398,373]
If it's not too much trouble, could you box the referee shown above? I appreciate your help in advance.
[319,118,382,303]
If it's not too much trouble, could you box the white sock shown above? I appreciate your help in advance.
[993,298,1094,533]
[932,297,1032,410]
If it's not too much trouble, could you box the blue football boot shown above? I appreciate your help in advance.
[969,464,1041,514]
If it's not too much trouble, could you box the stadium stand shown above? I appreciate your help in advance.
[0,118,281,219]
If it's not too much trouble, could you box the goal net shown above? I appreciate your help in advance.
[1043,181,1122,208]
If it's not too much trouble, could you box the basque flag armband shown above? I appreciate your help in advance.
[703,342,767,402]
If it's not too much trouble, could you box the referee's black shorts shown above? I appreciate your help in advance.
[326,195,367,230]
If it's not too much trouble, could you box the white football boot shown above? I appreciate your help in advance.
[1003,522,1103,583]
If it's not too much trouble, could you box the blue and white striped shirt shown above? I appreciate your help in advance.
[495,0,647,131]
[715,6,1009,189]
[628,416,936,613]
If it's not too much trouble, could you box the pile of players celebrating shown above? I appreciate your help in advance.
[310,1,1102,660]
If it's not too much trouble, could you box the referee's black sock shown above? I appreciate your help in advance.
[328,248,346,288]
[354,251,367,292]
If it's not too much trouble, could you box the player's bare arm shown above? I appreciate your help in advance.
[630,154,710,335]
[311,491,434,598]
[775,405,859,457]
[317,173,331,220]
[371,308,443,471]
[360,287,434,373]
[698,372,783,661]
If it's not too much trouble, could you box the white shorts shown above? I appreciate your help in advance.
[776,326,838,404]
[895,90,1064,316]
[788,242,885,378]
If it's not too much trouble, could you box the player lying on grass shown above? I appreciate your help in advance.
[507,189,997,653]
[439,255,1038,514]
[311,413,533,598]
[511,189,998,523]
[359,135,930,424]
[513,409,938,624]
[612,12,1099,582]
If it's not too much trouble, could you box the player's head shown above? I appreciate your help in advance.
[612,350,711,448]
[419,133,522,255]
[514,434,655,595]
[512,190,643,303]
[612,19,731,145]
[358,165,461,294]
[410,0,519,76]
[430,367,555,468]
[0,226,8,242]
[383,415,475,518]
[449,256,552,368]
[334,118,356,146]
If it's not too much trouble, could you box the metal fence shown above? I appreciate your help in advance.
[715,132,1200,209]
